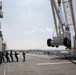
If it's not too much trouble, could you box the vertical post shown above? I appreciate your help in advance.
[0,1,3,64]
[69,0,76,56]
[73,34,76,56]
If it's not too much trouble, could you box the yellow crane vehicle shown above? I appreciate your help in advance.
[47,0,76,57]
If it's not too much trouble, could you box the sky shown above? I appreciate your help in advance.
[0,0,76,50]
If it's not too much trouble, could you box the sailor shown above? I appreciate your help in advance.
[10,50,14,62]
[5,51,10,62]
[15,51,19,62]
[1,51,5,63]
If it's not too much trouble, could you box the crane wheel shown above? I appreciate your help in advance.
[52,45,54,47]
[56,45,59,48]
[64,38,71,49]
[47,39,52,47]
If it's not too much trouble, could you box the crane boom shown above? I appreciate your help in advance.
[50,0,64,36]
[47,0,76,57]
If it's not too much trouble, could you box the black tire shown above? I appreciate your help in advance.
[56,45,59,48]
[64,38,67,46]
[52,45,54,47]
[64,38,71,49]
[47,39,51,47]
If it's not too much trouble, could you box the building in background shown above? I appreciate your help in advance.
[0,1,6,64]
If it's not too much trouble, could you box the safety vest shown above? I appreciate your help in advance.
[22,52,26,56]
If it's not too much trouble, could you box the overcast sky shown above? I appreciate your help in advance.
[1,0,76,50]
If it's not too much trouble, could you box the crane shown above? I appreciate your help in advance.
[47,0,76,56]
